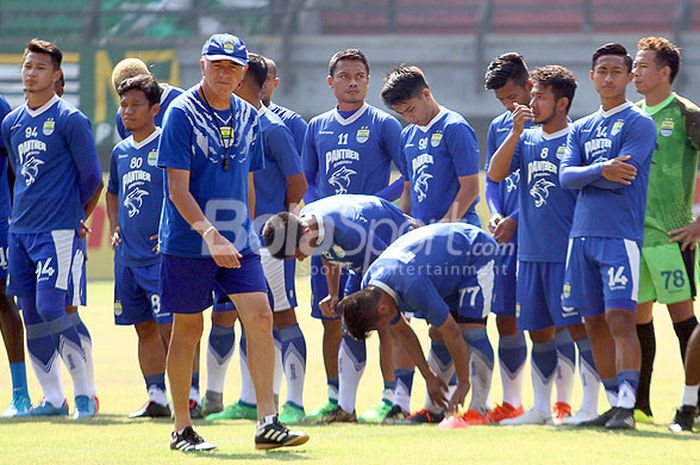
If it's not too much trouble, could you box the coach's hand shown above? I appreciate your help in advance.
[493,216,516,244]
[425,372,449,410]
[319,294,339,318]
[110,226,122,249]
[204,228,242,268]
[150,234,159,253]
[512,104,534,135]
[79,220,92,240]
[448,380,470,413]
[602,155,637,185]
[669,218,700,251]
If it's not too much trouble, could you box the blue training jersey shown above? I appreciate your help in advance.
[107,128,164,266]
[1,95,102,233]
[300,194,413,272]
[116,84,184,139]
[303,103,406,200]
[563,102,656,243]
[269,102,307,155]
[253,106,303,226]
[0,95,12,224]
[157,86,265,257]
[362,223,498,328]
[510,126,577,262]
[401,107,480,224]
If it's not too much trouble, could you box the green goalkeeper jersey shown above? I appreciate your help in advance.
[639,92,700,247]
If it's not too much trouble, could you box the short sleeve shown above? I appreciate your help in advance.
[157,106,192,171]
[446,122,480,177]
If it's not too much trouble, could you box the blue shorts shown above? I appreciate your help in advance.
[517,261,582,331]
[310,255,348,320]
[161,253,268,314]
[441,259,497,325]
[563,237,641,317]
[66,239,87,307]
[213,248,297,313]
[8,230,79,297]
[0,220,9,281]
[491,240,517,317]
[114,261,170,325]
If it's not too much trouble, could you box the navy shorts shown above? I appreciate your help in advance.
[310,255,348,320]
[491,240,517,317]
[161,253,267,314]
[114,261,170,325]
[516,261,581,331]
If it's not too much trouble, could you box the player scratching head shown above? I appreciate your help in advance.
[590,42,633,110]
[262,212,333,261]
[529,65,577,129]
[260,56,279,107]
[633,37,680,104]
[484,52,532,112]
[337,286,397,340]
[22,38,63,108]
[234,53,267,108]
[381,65,440,126]
[117,74,161,140]
[327,48,370,111]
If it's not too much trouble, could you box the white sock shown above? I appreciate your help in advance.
[256,413,276,432]
[338,338,366,413]
[283,342,306,408]
[423,347,454,413]
[499,362,525,408]
[578,356,600,413]
[616,382,636,410]
[273,335,283,403]
[148,385,168,407]
[239,344,256,405]
[681,384,700,407]
[532,366,555,416]
[58,333,92,397]
[29,349,65,407]
[555,352,575,405]
[189,386,200,403]
[394,383,411,412]
[468,351,493,413]
[206,341,234,395]
[78,333,96,395]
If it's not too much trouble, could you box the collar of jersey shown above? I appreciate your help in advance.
[540,124,570,141]
[25,94,60,118]
[160,83,172,104]
[333,102,368,126]
[258,104,268,117]
[129,127,162,150]
[369,279,398,304]
[416,106,448,133]
[642,92,677,116]
[598,100,632,118]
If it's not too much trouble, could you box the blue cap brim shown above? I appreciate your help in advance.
[203,54,247,66]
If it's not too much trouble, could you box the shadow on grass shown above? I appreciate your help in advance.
[550,424,699,441]
[192,449,311,462]
[0,413,171,426]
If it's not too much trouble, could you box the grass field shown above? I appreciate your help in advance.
[0,280,699,465]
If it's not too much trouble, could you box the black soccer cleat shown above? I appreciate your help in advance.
[128,400,171,419]
[400,408,445,425]
[669,405,697,433]
[255,416,310,450]
[189,400,204,419]
[577,407,618,427]
[382,405,409,425]
[318,406,357,424]
[170,426,216,452]
[605,408,635,430]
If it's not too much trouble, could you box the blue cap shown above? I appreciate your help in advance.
[201,33,248,66]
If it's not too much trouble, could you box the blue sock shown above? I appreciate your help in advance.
[71,312,91,341]
[328,377,339,403]
[279,324,306,408]
[9,363,29,396]
[144,373,166,391]
[191,371,200,392]
[24,317,64,407]
[555,330,576,368]
[531,342,557,413]
[463,328,495,412]
[498,333,527,376]
[616,370,640,409]
[430,340,453,370]
[463,328,495,369]
[574,337,596,374]
[209,324,235,361]
[602,376,619,407]
[393,368,414,412]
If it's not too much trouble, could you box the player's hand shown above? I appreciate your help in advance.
[319,294,340,318]
[601,156,637,185]
[668,219,700,251]
[447,380,470,413]
[110,226,122,249]
[488,214,503,234]
[493,216,517,244]
[79,220,91,240]
[425,372,449,410]
[204,229,242,268]
[150,234,159,253]
[511,104,534,135]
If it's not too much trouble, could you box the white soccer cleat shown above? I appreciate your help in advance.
[500,409,551,425]
[560,409,598,425]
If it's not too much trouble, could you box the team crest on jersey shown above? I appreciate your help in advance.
[430,132,443,148]
[611,119,624,136]
[556,145,566,160]
[124,187,150,217]
[219,126,232,139]
[660,119,674,137]
[147,149,158,166]
[329,166,357,194]
[356,127,370,143]
[42,118,55,136]
[529,178,555,208]
[562,282,571,299]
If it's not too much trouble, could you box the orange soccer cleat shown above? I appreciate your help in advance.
[551,402,572,424]
[462,409,489,425]
[487,402,524,424]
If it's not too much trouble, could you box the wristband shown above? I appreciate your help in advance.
[202,225,216,239]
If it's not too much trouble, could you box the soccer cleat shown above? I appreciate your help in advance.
[487,402,524,423]
[577,407,617,427]
[318,406,357,424]
[462,409,489,425]
[560,409,599,426]
[633,409,654,425]
[551,402,572,424]
[2,391,32,417]
[669,405,696,433]
[189,400,204,419]
[170,426,216,452]
[501,409,551,425]
[205,400,257,421]
[401,408,445,424]
[18,398,69,417]
[358,401,392,423]
[129,400,172,418]
[438,414,470,430]
[73,395,97,419]
[382,405,409,425]
[605,407,635,430]
[202,391,223,416]
[255,416,310,450]
[305,400,338,422]
[279,402,306,424]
